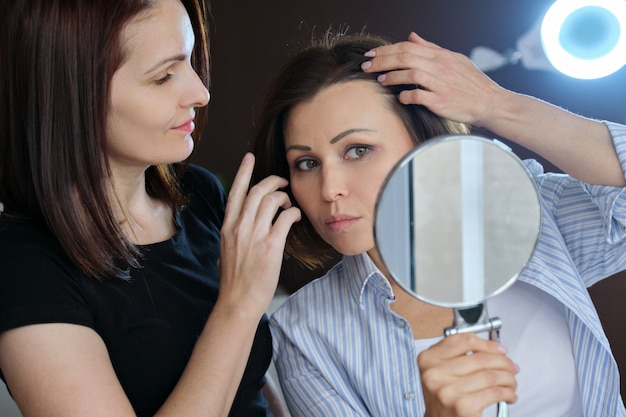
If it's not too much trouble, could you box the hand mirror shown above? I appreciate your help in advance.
[374,134,541,417]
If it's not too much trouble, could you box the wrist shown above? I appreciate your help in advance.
[212,295,266,324]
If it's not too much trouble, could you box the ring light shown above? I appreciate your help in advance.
[541,0,626,79]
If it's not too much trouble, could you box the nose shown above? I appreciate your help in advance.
[184,68,210,109]
[320,165,347,202]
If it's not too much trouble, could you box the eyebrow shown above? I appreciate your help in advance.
[286,128,376,152]
[144,54,187,75]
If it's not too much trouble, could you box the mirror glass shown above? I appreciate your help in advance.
[374,134,541,308]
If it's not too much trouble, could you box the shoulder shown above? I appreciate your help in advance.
[0,219,63,260]
[271,254,391,332]
[180,164,226,201]
[0,218,81,275]
[0,220,92,333]
[178,164,227,226]
[271,262,352,327]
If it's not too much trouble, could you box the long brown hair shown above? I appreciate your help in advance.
[251,31,469,269]
[0,0,211,279]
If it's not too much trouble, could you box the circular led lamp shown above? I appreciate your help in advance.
[541,0,626,79]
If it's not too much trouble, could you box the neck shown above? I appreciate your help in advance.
[107,164,176,245]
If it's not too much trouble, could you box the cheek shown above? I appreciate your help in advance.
[116,104,158,132]
[110,88,172,135]
[365,168,388,197]
[291,178,317,217]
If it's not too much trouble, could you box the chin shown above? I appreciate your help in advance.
[328,234,373,255]
[161,146,194,165]
[332,244,373,257]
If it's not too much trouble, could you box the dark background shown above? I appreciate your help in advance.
[195,0,626,397]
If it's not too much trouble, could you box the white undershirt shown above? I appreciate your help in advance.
[414,280,583,416]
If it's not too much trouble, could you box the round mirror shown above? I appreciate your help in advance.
[374,134,541,308]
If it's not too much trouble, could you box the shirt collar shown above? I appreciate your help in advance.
[342,252,395,310]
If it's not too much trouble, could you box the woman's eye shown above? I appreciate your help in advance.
[295,159,319,171]
[345,145,371,159]
[155,73,173,85]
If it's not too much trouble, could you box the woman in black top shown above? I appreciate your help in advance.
[0,0,300,416]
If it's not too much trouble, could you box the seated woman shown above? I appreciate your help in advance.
[251,31,626,417]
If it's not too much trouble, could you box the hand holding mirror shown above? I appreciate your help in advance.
[374,134,541,417]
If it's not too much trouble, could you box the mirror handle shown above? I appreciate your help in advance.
[444,305,508,417]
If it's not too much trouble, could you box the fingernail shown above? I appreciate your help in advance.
[377,74,387,83]
[361,61,372,70]
[515,363,521,373]
[242,152,253,163]
[364,50,376,57]
[497,344,508,354]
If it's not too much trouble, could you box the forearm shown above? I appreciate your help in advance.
[362,33,626,187]
[156,300,262,417]
[158,151,300,416]
[481,88,625,186]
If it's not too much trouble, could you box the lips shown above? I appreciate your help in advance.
[172,118,195,133]
[325,214,359,232]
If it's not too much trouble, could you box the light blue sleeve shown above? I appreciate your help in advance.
[270,306,369,417]
[528,121,626,286]
[585,122,626,244]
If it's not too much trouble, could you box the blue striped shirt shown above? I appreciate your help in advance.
[271,122,626,417]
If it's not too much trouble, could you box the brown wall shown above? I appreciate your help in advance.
[195,0,626,398]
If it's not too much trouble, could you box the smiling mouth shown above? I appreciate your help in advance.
[173,120,195,132]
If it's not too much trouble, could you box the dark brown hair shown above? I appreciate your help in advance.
[251,31,469,269]
[0,0,211,278]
